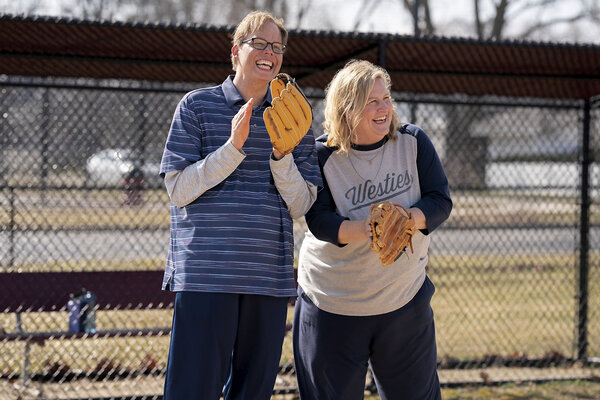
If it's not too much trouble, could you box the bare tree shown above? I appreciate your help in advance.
[509,0,600,40]
[460,0,599,41]
[350,0,434,35]
[15,0,334,31]
[227,0,257,24]
[382,0,600,187]
[61,0,121,20]
[404,0,435,36]
[225,0,291,26]
[356,0,600,39]
[0,0,44,15]
[114,0,201,23]
[293,0,312,28]
[106,0,295,26]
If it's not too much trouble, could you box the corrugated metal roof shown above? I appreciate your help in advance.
[1,14,599,99]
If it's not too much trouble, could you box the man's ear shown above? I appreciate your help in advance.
[231,45,239,57]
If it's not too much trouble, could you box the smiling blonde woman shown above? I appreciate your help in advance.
[293,59,453,400]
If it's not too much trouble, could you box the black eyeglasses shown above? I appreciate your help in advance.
[241,37,287,54]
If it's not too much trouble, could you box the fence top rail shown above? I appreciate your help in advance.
[0,76,585,109]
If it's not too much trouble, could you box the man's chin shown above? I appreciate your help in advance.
[257,67,280,79]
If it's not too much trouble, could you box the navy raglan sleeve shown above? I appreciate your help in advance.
[410,125,453,233]
[304,140,348,246]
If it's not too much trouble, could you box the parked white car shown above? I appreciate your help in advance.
[86,149,161,187]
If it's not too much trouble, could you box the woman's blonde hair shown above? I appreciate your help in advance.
[324,59,399,154]
[231,11,287,71]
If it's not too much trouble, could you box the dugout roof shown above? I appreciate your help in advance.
[1,14,599,100]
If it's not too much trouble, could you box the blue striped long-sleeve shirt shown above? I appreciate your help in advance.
[160,76,322,297]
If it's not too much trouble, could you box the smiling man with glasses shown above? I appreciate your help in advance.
[160,10,322,400]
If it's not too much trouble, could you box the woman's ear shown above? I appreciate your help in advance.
[231,45,239,57]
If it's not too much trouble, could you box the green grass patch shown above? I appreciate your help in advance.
[0,188,170,229]
[429,252,600,360]
[3,253,599,376]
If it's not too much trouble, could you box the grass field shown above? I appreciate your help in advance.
[430,253,598,360]
[2,252,598,374]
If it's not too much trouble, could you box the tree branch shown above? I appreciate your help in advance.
[422,0,435,35]
[353,0,382,31]
[294,0,312,29]
[519,11,592,38]
[490,0,509,39]
[474,0,484,39]
[508,0,561,18]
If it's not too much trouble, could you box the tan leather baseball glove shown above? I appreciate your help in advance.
[369,201,416,266]
[263,73,312,155]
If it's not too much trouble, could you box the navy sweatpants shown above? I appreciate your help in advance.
[293,277,441,400]
[163,291,289,400]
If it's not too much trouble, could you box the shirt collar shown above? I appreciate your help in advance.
[222,75,273,108]
[351,136,388,151]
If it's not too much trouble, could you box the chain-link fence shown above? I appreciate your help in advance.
[1,77,599,399]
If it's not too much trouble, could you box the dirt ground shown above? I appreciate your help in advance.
[2,366,600,400]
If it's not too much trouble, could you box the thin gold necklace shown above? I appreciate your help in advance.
[348,144,386,182]
[356,150,380,165]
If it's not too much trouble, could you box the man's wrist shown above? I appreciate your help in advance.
[271,149,284,160]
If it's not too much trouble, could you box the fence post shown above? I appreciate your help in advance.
[577,98,591,361]
[9,186,15,269]
[40,88,50,203]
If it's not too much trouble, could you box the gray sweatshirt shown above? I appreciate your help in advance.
[298,124,452,316]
